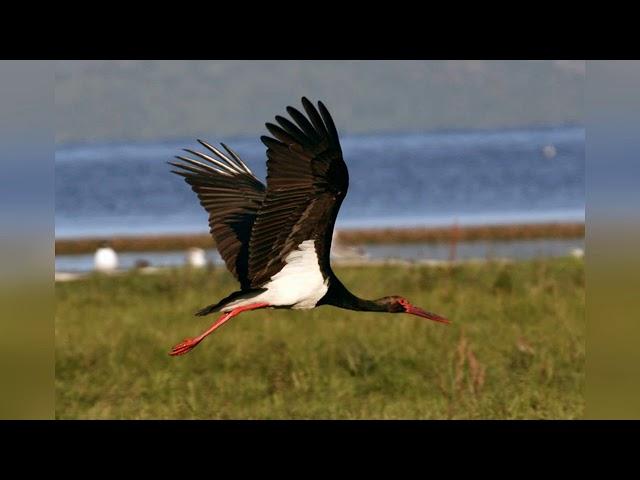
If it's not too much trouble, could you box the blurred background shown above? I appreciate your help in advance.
[52,61,589,419]
[1,61,53,419]
[55,60,585,272]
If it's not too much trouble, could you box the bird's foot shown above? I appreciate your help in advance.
[169,337,201,356]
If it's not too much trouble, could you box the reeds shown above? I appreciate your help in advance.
[55,222,585,255]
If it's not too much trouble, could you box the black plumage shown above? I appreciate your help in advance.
[168,97,448,357]
[170,97,347,290]
[169,140,265,290]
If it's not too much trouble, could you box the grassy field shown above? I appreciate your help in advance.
[55,258,584,419]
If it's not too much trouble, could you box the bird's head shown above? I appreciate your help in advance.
[377,296,450,324]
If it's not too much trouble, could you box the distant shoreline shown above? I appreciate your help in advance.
[55,222,585,255]
[55,123,585,151]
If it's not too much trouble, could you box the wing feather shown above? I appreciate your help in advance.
[248,97,348,287]
[170,142,266,289]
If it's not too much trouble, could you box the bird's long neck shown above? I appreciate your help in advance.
[321,278,387,312]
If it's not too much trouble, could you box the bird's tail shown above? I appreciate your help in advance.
[195,288,267,317]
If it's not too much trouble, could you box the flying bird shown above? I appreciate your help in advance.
[168,97,449,356]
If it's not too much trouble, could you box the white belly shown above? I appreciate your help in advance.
[222,240,328,311]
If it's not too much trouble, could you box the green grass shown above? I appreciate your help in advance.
[55,258,584,419]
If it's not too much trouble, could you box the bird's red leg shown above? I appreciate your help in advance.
[169,302,269,356]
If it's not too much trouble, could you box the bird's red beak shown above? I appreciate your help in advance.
[405,305,450,324]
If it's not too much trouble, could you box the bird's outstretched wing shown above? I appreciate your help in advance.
[248,97,348,287]
[170,141,266,289]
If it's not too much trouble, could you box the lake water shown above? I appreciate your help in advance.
[55,126,585,238]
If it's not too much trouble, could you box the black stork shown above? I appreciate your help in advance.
[168,97,449,356]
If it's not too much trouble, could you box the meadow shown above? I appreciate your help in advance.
[55,257,584,419]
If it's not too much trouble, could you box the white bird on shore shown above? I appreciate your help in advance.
[94,241,118,272]
[186,247,207,268]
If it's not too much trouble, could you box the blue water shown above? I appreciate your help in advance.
[55,126,584,238]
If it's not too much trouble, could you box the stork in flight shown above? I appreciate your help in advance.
[168,97,449,356]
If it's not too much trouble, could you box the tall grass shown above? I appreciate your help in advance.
[55,258,584,419]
